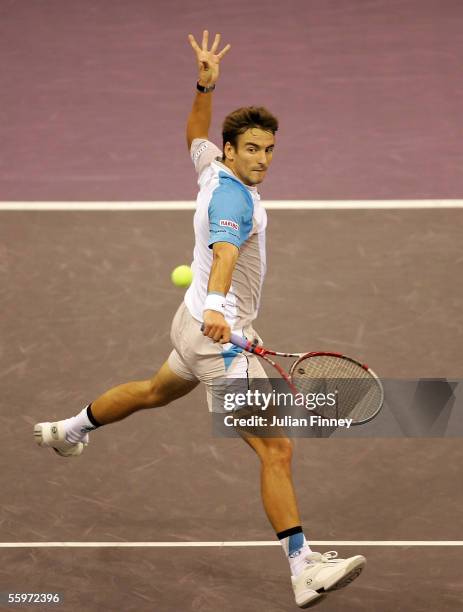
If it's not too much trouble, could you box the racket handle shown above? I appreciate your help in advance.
[200,325,257,353]
[229,332,251,350]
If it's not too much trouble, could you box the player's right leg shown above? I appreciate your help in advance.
[34,360,198,457]
[89,360,199,425]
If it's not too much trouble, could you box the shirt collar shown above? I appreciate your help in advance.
[213,158,259,195]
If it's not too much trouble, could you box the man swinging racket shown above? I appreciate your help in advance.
[34,30,366,608]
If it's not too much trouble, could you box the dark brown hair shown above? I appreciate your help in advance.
[222,106,278,155]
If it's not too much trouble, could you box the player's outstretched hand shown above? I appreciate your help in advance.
[188,30,231,88]
[203,310,231,344]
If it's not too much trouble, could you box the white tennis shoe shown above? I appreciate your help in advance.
[34,421,89,457]
[292,550,366,608]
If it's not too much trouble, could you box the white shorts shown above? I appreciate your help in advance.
[167,302,268,412]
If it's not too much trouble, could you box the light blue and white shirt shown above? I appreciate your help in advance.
[184,138,267,331]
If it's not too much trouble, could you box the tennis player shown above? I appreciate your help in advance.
[34,30,366,607]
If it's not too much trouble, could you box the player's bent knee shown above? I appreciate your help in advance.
[146,382,172,408]
[257,437,293,465]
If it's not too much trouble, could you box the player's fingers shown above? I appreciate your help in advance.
[201,29,209,50]
[210,32,221,54]
[217,43,231,59]
[204,324,218,340]
[188,34,201,53]
[202,323,211,337]
[211,327,224,343]
[220,329,231,344]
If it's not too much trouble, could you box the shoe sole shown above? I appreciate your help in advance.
[298,592,326,609]
[326,565,364,590]
[295,556,366,607]
[321,557,366,592]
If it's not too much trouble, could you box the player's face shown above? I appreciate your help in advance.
[225,128,275,186]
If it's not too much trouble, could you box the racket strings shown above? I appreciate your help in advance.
[291,355,383,423]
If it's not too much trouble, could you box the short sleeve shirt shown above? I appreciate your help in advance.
[184,139,267,331]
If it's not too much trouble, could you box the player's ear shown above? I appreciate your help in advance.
[224,142,234,161]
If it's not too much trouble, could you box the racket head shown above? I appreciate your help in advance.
[289,352,384,425]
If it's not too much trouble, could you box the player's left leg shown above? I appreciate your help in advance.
[239,432,300,532]
[240,431,365,607]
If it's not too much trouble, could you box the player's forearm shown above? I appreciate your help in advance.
[207,244,238,296]
[186,89,213,145]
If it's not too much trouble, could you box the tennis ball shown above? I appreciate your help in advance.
[171,265,193,288]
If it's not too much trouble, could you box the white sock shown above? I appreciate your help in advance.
[279,528,313,577]
[289,541,314,577]
[62,405,97,443]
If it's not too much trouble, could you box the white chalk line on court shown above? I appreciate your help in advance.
[0,200,463,211]
[1,541,462,548]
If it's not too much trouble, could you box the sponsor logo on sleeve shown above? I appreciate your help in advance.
[193,142,208,160]
[219,219,240,231]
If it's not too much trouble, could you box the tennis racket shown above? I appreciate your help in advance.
[229,333,384,425]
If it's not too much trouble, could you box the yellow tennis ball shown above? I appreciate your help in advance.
[171,265,193,288]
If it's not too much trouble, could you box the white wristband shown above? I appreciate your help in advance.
[204,292,226,315]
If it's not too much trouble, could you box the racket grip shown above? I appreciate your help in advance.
[229,333,250,350]
[200,324,255,352]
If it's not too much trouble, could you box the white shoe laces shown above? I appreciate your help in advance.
[321,551,339,561]
[305,550,340,567]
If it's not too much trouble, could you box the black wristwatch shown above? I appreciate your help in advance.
[196,81,216,93]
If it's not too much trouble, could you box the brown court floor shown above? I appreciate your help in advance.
[1,547,462,611]
[1,210,462,612]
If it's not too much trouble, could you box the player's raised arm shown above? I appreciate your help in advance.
[186,30,231,150]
